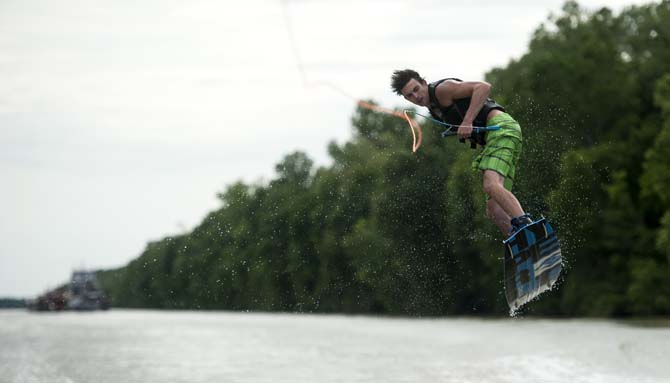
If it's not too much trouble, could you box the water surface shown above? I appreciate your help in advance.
[1,309,668,383]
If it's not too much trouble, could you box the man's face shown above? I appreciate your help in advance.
[401,78,429,107]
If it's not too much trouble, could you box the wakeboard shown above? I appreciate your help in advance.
[503,217,562,312]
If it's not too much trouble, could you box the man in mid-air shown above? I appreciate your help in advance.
[391,69,532,237]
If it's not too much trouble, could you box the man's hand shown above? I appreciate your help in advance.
[457,124,473,139]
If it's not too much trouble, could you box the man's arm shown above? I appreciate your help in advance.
[435,80,492,139]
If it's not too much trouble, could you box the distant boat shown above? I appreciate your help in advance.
[28,270,110,312]
[66,271,110,311]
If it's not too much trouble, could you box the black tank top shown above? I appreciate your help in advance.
[427,78,505,147]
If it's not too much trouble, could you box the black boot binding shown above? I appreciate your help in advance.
[510,214,533,235]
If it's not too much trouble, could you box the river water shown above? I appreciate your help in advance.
[0,309,668,383]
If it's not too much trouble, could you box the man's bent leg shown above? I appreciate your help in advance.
[487,199,512,235]
[473,114,530,235]
[482,170,524,219]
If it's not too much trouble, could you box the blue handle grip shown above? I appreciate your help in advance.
[442,125,500,137]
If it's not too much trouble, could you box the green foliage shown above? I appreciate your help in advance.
[99,1,670,317]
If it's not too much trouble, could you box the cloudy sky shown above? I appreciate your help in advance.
[0,0,652,297]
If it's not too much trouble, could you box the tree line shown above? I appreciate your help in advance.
[98,1,670,317]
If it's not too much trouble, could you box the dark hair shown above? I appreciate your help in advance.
[390,69,424,95]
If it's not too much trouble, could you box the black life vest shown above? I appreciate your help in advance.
[427,78,505,148]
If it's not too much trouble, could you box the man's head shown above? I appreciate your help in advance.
[390,69,429,107]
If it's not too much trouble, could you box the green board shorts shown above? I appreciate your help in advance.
[472,112,522,191]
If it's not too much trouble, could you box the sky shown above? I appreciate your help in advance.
[0,0,654,297]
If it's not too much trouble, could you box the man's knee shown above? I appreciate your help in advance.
[482,171,504,196]
[483,181,496,197]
